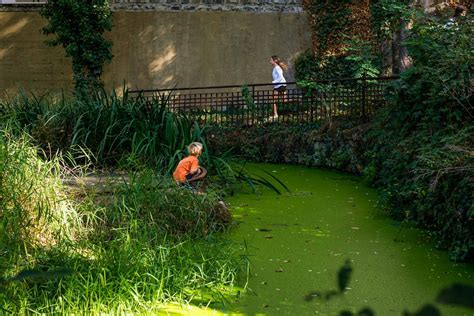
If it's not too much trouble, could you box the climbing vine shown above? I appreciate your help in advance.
[303,0,353,57]
[298,0,377,82]
[302,0,372,58]
[297,0,420,81]
[41,0,113,97]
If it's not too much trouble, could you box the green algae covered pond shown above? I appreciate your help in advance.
[209,164,474,316]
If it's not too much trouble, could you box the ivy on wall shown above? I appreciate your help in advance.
[298,0,378,82]
[298,0,417,80]
[40,0,113,97]
[302,0,372,58]
[299,0,469,81]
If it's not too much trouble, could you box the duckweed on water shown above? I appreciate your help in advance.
[222,164,474,316]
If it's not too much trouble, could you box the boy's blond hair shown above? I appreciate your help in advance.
[188,142,203,156]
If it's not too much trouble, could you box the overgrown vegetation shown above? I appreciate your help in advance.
[0,86,294,312]
[1,91,195,171]
[0,126,246,313]
[0,91,235,312]
[365,12,473,260]
[0,130,76,261]
[297,0,379,83]
[40,0,113,97]
[297,0,414,82]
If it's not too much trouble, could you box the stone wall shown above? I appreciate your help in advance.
[0,10,310,96]
[2,0,454,13]
[111,0,303,12]
[0,0,303,12]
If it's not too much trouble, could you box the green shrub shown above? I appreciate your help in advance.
[366,13,473,260]
[295,50,359,83]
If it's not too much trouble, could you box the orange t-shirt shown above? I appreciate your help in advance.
[173,156,199,183]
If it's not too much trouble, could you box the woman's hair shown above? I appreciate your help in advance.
[271,55,287,70]
[188,142,203,156]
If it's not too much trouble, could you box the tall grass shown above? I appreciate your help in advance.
[0,127,247,314]
[0,90,289,194]
[0,129,78,262]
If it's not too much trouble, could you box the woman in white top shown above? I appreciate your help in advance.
[270,55,287,119]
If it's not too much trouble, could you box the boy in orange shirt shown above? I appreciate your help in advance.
[173,142,207,184]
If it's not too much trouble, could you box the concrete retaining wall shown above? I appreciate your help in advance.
[0,10,310,96]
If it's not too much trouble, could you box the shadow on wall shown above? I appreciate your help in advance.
[107,12,311,92]
[0,11,179,97]
[104,12,177,95]
[0,11,73,98]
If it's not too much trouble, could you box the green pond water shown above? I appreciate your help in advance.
[166,164,474,315]
[217,164,474,316]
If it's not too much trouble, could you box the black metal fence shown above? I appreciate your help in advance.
[130,77,398,126]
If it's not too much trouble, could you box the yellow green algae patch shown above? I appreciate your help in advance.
[219,164,474,315]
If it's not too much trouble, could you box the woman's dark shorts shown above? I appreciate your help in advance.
[274,85,287,92]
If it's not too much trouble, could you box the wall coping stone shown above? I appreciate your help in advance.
[0,2,304,12]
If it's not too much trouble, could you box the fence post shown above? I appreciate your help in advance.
[361,74,367,120]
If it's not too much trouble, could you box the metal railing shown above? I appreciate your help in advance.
[129,77,398,126]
